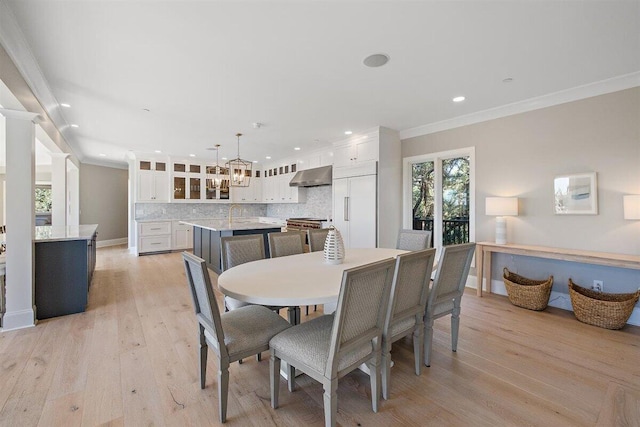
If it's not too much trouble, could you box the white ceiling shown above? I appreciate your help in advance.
[2,1,639,167]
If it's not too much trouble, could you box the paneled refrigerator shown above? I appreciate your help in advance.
[332,162,377,248]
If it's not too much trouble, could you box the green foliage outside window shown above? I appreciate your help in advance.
[35,187,52,212]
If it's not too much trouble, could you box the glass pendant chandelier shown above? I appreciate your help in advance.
[226,133,252,187]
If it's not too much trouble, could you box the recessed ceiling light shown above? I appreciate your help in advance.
[222,157,227,160]
[70,124,79,128]
[344,131,353,135]
[502,77,514,83]
[294,147,301,151]
[60,103,71,108]
[99,153,106,157]
[252,160,258,163]
[266,156,271,159]
[452,96,466,103]
[154,150,162,153]
[189,154,196,157]
[363,53,390,68]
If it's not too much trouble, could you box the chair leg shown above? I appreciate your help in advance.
[381,344,392,400]
[366,354,381,413]
[323,379,338,427]
[218,365,230,423]
[424,317,435,367]
[287,363,296,392]
[414,325,424,376]
[270,353,281,409]
[199,330,208,389]
[257,352,262,362]
[451,303,461,352]
[305,305,309,316]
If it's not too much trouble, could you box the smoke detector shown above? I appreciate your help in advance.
[253,122,263,129]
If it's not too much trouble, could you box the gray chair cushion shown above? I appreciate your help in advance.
[211,305,291,357]
[389,316,417,338]
[270,315,373,373]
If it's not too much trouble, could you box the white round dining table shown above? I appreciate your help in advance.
[217,248,407,318]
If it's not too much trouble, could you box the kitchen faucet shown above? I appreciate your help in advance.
[228,204,243,223]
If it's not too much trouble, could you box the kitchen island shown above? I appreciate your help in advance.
[35,224,98,319]
[181,219,282,274]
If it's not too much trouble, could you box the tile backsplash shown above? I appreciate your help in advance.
[266,186,332,220]
[135,186,332,221]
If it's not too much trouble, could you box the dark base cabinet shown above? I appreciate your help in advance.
[193,226,280,274]
[35,232,97,320]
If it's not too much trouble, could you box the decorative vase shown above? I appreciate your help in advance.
[323,226,345,265]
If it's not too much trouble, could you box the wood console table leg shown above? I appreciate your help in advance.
[476,245,484,297]
[484,250,492,294]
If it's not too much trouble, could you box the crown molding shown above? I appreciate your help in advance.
[400,72,640,140]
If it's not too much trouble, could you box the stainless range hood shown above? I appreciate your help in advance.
[289,165,332,187]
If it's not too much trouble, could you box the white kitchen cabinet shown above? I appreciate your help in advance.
[231,174,262,203]
[137,221,172,254]
[261,169,304,204]
[172,221,193,250]
[332,127,401,249]
[333,136,378,168]
[333,168,377,249]
[136,161,169,202]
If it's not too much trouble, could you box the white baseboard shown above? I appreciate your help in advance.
[467,276,640,327]
[96,238,128,248]
[1,308,36,331]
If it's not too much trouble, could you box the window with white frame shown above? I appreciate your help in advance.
[403,147,475,251]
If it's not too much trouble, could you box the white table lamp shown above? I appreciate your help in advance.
[486,197,518,245]
[623,195,640,220]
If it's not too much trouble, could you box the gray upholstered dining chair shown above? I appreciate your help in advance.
[182,252,291,423]
[424,242,476,367]
[268,230,308,323]
[220,234,266,311]
[269,258,396,427]
[306,228,330,314]
[381,247,436,400]
[396,229,432,251]
[308,228,330,252]
[267,231,306,258]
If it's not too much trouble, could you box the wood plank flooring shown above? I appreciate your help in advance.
[0,245,638,426]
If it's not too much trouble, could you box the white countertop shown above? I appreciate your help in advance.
[34,224,99,242]
[179,218,283,232]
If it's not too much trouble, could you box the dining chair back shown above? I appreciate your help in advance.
[396,229,432,251]
[220,234,265,311]
[268,231,306,258]
[308,228,330,252]
[182,251,291,423]
[381,248,436,399]
[269,257,396,427]
[423,242,476,367]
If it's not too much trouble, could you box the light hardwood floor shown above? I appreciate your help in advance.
[1,245,639,426]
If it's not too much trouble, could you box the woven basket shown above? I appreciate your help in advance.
[568,279,639,330]
[503,268,553,311]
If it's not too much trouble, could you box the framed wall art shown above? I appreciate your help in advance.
[554,172,598,215]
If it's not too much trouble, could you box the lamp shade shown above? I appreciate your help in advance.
[486,197,519,216]
[623,195,640,220]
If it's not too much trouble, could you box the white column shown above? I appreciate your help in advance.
[50,153,69,227]
[66,162,79,226]
[1,109,41,330]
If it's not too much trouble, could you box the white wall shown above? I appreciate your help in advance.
[402,87,640,306]
[402,87,640,256]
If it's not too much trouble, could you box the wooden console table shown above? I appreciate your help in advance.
[475,242,640,296]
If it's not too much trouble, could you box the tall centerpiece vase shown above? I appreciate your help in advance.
[323,226,345,265]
